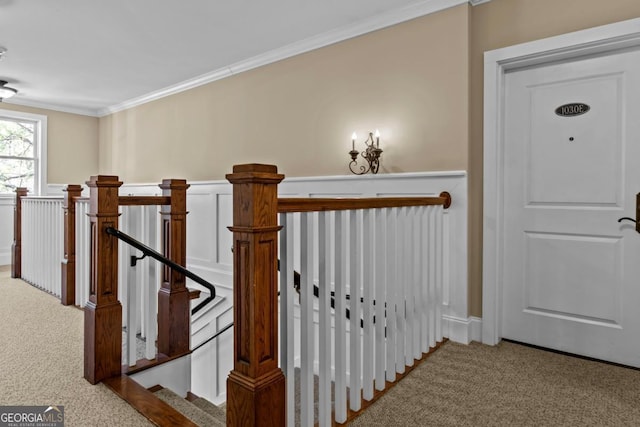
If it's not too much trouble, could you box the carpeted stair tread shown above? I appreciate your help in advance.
[153,388,224,427]
[191,397,226,423]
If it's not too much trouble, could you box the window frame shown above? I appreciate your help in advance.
[0,109,47,196]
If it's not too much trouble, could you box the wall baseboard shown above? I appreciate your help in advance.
[443,315,482,344]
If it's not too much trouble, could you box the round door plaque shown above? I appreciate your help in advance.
[555,103,590,117]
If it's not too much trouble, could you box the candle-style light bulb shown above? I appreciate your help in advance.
[374,129,380,147]
[351,132,357,151]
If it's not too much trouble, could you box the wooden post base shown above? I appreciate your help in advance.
[227,370,286,427]
[60,259,75,305]
[157,288,190,356]
[84,301,122,384]
[10,243,20,278]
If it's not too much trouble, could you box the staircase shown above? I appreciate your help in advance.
[104,375,227,427]
[152,386,226,426]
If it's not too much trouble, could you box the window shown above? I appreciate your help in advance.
[0,109,47,195]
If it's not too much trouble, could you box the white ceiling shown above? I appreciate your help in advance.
[0,0,471,117]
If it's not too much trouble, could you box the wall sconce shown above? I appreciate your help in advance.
[349,129,382,175]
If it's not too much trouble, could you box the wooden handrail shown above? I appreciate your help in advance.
[20,195,64,200]
[72,196,172,205]
[277,193,451,213]
[118,196,171,206]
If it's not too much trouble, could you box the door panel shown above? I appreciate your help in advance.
[527,74,622,205]
[524,232,622,326]
[502,48,640,367]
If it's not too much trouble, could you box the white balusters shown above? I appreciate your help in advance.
[374,208,386,391]
[362,208,375,401]
[120,204,162,365]
[396,206,407,372]
[278,200,448,426]
[18,193,166,367]
[334,210,348,423]
[278,212,295,427]
[125,205,142,366]
[21,198,64,297]
[435,204,444,342]
[299,211,315,427]
[318,211,332,427]
[428,205,437,349]
[405,206,416,366]
[349,209,362,412]
[417,206,428,356]
[385,208,397,382]
[143,205,158,360]
[415,206,424,360]
[75,199,90,307]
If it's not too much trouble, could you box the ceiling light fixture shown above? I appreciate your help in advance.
[0,80,18,101]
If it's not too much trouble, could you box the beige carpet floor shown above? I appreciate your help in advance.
[5,265,640,427]
[0,269,152,426]
[351,340,640,427]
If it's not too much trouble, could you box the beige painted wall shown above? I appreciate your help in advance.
[0,103,99,186]
[97,0,640,319]
[468,0,640,316]
[98,5,470,182]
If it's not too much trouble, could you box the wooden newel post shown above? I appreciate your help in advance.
[84,175,123,384]
[11,187,28,278]
[157,179,191,357]
[226,164,286,427]
[61,185,83,305]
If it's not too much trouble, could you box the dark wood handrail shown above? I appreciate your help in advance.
[71,196,172,205]
[119,196,171,206]
[277,193,451,213]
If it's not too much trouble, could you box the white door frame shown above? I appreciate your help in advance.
[482,17,640,345]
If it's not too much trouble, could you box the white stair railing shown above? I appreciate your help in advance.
[279,201,446,426]
[118,204,161,366]
[75,198,90,307]
[18,187,187,369]
[21,197,64,296]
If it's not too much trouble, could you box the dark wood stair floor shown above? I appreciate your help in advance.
[103,375,198,427]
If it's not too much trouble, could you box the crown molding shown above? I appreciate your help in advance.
[3,97,100,117]
[98,0,487,117]
[5,0,490,118]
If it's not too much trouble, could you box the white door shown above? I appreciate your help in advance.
[502,48,640,367]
